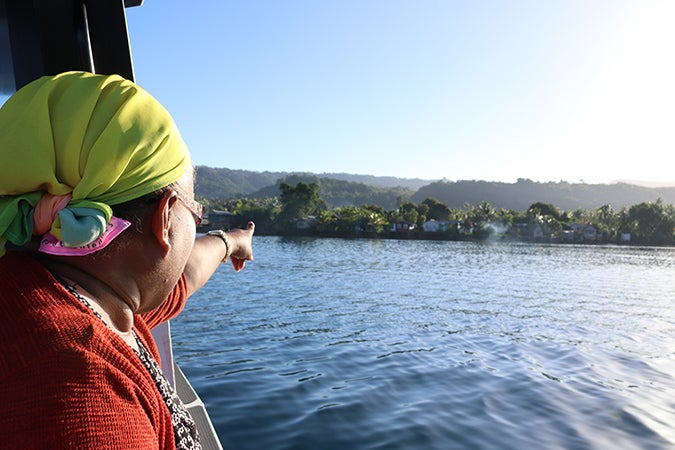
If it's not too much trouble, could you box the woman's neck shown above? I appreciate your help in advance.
[35,255,137,334]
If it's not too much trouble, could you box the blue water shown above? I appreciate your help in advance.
[172,237,675,449]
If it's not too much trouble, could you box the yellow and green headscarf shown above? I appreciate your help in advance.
[0,71,191,257]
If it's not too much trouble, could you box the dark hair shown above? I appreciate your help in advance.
[110,168,194,233]
[110,184,175,232]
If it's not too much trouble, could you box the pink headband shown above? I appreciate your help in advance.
[32,192,131,256]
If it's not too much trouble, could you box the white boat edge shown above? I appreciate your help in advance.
[152,322,224,450]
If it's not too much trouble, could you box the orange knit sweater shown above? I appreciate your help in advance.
[0,251,189,449]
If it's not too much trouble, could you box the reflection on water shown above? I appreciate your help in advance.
[173,238,675,449]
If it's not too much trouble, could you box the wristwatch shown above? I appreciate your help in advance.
[206,230,232,262]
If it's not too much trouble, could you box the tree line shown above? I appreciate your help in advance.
[200,182,675,246]
[195,166,675,212]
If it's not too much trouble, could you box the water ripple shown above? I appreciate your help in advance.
[173,238,675,450]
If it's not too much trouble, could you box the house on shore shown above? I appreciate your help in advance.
[558,223,599,242]
[531,223,545,241]
[296,216,319,230]
[582,225,598,241]
[422,219,461,233]
[205,210,237,230]
[391,221,415,233]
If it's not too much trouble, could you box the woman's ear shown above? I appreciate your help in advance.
[151,191,178,254]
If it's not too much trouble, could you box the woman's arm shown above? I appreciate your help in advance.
[182,221,255,296]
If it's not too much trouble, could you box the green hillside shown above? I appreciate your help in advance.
[195,166,675,212]
[195,166,417,209]
[411,179,675,211]
[250,174,414,210]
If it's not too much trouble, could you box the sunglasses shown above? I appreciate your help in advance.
[177,196,203,225]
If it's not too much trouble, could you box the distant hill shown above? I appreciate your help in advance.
[194,166,424,208]
[195,166,675,211]
[312,173,431,190]
[411,179,675,211]
[249,174,414,210]
[194,167,284,199]
[611,179,675,188]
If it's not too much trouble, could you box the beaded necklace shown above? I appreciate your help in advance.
[59,281,201,449]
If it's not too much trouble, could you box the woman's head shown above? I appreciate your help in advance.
[0,71,192,256]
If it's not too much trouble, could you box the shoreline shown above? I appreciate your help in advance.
[200,226,670,248]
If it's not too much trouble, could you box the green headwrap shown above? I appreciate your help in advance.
[0,71,191,256]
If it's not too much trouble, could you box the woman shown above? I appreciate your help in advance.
[0,71,254,449]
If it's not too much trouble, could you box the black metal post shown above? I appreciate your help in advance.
[0,0,141,94]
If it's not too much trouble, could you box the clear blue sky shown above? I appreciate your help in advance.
[8,1,675,185]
